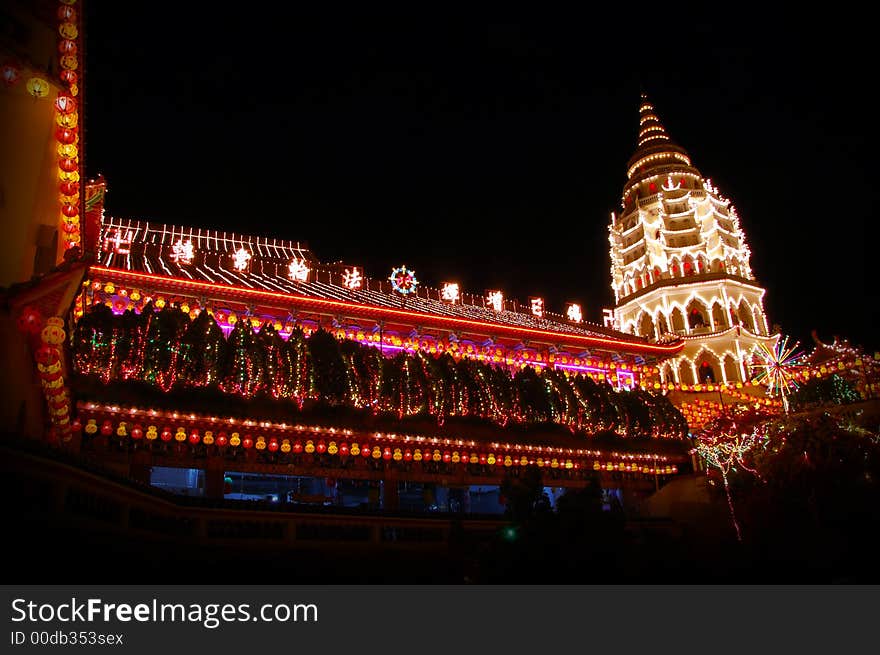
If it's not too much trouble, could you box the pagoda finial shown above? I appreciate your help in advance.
[624,93,693,180]
[637,92,671,149]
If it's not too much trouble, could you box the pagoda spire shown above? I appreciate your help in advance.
[637,93,672,149]
[625,93,694,181]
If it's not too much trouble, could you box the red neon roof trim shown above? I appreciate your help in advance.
[89,266,684,356]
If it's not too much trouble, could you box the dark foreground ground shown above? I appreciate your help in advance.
[3,436,877,584]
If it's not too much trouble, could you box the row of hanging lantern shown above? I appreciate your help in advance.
[76,418,681,476]
[56,0,82,253]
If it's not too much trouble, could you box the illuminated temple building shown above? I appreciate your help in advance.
[610,95,778,385]
[4,1,702,529]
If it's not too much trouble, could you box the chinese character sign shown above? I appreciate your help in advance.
[288,258,310,282]
[170,239,194,264]
[602,308,619,330]
[486,291,503,312]
[342,267,363,290]
[232,247,251,272]
[441,282,460,304]
[530,297,544,318]
[105,228,133,254]
[566,303,583,323]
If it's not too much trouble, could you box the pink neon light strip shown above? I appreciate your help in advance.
[89,266,684,356]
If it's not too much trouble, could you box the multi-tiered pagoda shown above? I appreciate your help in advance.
[610,94,778,385]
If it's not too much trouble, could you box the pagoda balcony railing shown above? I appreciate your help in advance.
[638,193,661,208]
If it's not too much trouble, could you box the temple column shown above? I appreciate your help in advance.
[204,458,226,499]
[129,449,152,486]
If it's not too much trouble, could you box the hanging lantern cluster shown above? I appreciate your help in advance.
[18,311,73,443]
[55,0,82,254]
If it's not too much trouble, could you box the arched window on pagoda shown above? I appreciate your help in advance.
[737,300,755,332]
[697,255,707,273]
[723,354,740,383]
[670,258,681,277]
[711,301,726,330]
[752,306,766,335]
[654,266,662,281]
[638,312,655,340]
[636,277,643,290]
[669,306,685,333]
[686,299,708,330]
[698,359,717,383]
[678,360,696,386]
[657,312,669,336]
[682,255,694,276]
[711,258,724,273]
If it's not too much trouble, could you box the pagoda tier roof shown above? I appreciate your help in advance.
[95,217,684,359]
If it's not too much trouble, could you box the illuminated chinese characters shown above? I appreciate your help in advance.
[441,282,459,304]
[104,228,133,255]
[530,297,544,318]
[566,303,583,323]
[170,239,194,265]
[486,291,503,312]
[343,267,363,290]
[288,259,310,282]
[232,248,251,272]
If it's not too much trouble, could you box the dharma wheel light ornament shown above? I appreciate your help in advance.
[389,265,418,295]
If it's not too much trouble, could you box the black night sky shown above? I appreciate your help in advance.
[83,5,878,352]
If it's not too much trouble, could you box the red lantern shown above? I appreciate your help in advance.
[59,69,77,87]
[242,436,253,449]
[268,438,279,452]
[362,445,371,458]
[1,60,21,87]
[339,442,349,456]
[58,40,77,56]
[34,344,61,366]
[479,454,487,464]
[61,203,79,217]
[59,158,78,172]
[17,306,43,335]
[442,451,452,463]
[131,425,143,440]
[403,449,413,461]
[70,418,82,433]
[59,179,79,195]
[55,93,77,114]
[316,440,326,453]
[292,441,303,453]
[216,432,228,447]
[56,127,77,144]
[58,5,76,21]
[100,420,113,437]
[382,447,392,460]
[160,427,172,442]
[188,430,200,445]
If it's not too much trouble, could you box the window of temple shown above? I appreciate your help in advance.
[699,360,716,383]
[670,307,685,333]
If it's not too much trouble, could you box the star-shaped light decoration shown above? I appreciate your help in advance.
[750,336,806,413]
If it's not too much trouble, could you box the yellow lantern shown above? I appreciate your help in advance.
[26,77,50,99]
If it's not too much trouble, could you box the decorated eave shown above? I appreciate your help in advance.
[89,218,684,371]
